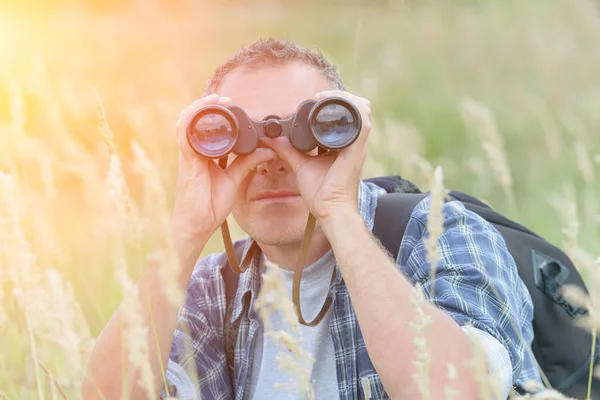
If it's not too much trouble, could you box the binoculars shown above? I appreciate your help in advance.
[186,96,362,159]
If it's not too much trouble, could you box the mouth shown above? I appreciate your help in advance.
[253,190,301,202]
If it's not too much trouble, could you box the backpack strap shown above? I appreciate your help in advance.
[372,193,429,261]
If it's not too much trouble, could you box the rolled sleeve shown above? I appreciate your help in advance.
[462,326,513,399]
[397,197,538,386]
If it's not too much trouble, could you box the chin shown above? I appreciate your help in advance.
[252,228,305,246]
[234,209,308,246]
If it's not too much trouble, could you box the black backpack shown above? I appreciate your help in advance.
[365,175,598,397]
[222,175,598,397]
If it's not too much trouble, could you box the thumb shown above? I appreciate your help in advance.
[261,137,308,172]
[225,148,277,188]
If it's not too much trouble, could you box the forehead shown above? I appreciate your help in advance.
[216,61,329,120]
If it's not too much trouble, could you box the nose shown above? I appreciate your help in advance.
[256,156,291,176]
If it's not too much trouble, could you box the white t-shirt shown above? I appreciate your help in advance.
[247,250,340,400]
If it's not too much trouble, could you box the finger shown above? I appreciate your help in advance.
[355,103,372,142]
[177,94,218,124]
[225,148,278,188]
[202,93,219,105]
[314,90,346,100]
[260,137,309,173]
[180,95,218,126]
[217,96,232,106]
[177,94,229,130]
[313,91,371,125]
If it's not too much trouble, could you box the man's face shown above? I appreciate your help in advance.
[217,61,330,246]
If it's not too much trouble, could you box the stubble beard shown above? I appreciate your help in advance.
[233,205,309,246]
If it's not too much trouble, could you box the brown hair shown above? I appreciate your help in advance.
[203,38,345,95]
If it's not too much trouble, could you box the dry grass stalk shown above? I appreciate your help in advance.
[555,187,580,256]
[131,141,182,307]
[459,98,515,210]
[366,118,433,187]
[99,93,140,242]
[9,79,25,136]
[0,171,37,292]
[552,187,599,314]
[560,114,591,150]
[0,194,6,329]
[443,363,459,400]
[270,330,315,399]
[25,313,45,400]
[517,387,576,399]
[574,141,595,184]
[409,284,433,400]
[105,136,156,398]
[115,259,156,400]
[550,187,600,399]
[254,259,315,400]
[527,100,562,160]
[106,152,136,234]
[41,269,95,380]
[36,358,68,400]
[360,376,372,400]
[254,260,299,332]
[391,120,433,185]
[518,379,545,395]
[96,88,117,155]
[425,165,447,296]
[1,171,92,387]
[0,390,11,400]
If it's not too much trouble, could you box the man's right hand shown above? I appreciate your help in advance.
[171,93,276,269]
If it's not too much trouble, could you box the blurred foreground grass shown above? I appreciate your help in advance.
[1,0,600,397]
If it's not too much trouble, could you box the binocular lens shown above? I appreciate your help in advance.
[188,113,237,158]
[312,103,359,148]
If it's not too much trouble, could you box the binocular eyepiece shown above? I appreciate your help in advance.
[186,96,362,159]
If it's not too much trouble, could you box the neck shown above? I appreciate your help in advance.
[257,224,331,271]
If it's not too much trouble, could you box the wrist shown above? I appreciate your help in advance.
[319,207,366,244]
[171,229,211,272]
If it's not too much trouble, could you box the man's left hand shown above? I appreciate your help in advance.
[262,90,372,222]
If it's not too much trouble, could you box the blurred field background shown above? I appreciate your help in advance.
[1,0,600,398]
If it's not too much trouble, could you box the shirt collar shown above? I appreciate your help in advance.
[230,238,262,323]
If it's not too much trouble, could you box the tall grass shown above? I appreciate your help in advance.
[1,0,600,398]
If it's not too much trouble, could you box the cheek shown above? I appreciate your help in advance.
[235,178,249,205]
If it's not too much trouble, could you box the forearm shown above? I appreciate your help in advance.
[82,237,207,400]
[321,210,479,399]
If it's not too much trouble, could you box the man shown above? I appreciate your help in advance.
[83,39,541,399]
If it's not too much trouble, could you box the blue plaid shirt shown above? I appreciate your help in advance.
[164,181,541,399]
